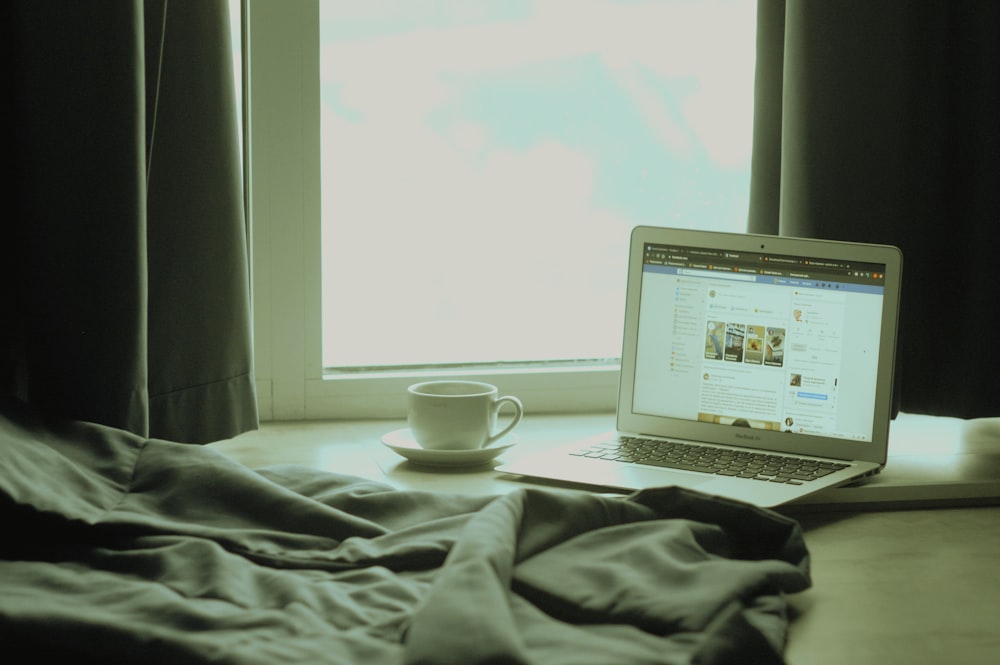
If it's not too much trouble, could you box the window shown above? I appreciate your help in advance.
[246,1,758,419]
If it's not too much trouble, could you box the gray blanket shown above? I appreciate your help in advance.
[0,399,810,664]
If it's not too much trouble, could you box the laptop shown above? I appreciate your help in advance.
[498,225,903,507]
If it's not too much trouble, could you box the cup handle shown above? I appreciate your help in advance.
[486,395,523,447]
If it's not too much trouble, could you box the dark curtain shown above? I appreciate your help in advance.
[4,0,257,443]
[749,0,1000,418]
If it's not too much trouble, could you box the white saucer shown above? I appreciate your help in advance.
[380,428,518,468]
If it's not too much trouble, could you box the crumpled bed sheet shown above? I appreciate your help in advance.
[0,399,810,664]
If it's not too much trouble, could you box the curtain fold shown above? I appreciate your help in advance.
[6,0,257,443]
[749,0,1000,418]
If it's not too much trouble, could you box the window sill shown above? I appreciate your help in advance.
[296,364,621,420]
[224,411,1000,508]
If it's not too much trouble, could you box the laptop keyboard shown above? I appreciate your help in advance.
[570,436,849,485]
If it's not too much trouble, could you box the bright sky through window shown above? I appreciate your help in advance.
[320,0,757,369]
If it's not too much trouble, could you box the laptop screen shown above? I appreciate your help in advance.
[632,241,888,443]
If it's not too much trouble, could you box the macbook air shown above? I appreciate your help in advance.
[498,225,903,507]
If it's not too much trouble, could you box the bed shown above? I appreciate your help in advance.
[0,397,810,664]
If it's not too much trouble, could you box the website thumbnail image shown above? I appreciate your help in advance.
[705,321,785,367]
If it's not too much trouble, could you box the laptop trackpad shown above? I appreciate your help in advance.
[622,466,714,491]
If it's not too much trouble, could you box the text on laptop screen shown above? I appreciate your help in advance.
[632,242,888,442]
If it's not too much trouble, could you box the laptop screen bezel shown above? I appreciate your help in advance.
[616,226,903,465]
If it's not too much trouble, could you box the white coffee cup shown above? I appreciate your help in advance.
[407,380,523,450]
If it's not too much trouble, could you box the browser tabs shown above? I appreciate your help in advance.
[646,242,885,287]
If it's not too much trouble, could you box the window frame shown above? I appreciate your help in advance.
[245,0,619,420]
